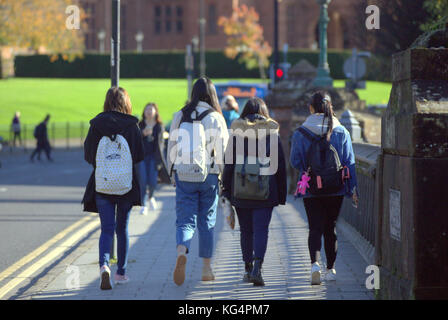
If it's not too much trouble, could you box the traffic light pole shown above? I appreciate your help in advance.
[273,0,279,84]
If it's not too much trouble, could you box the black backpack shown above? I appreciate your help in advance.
[298,127,344,195]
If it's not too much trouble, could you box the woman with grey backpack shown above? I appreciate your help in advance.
[167,77,229,286]
[221,97,287,286]
[290,91,359,285]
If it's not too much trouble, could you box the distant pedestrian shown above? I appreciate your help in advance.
[138,102,164,215]
[167,77,229,286]
[221,95,240,128]
[11,111,22,147]
[30,114,53,162]
[221,97,287,286]
[82,87,144,290]
[290,91,359,285]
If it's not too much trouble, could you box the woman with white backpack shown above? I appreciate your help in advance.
[167,77,229,286]
[82,87,144,290]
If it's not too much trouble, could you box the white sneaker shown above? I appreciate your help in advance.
[140,206,148,215]
[100,265,113,290]
[149,197,158,210]
[324,268,337,281]
[311,262,321,285]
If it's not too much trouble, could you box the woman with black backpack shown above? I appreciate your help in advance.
[221,97,287,286]
[290,91,359,285]
[82,87,144,290]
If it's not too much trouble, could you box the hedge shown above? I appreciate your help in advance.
[14,49,381,80]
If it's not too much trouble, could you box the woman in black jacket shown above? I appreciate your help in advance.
[221,97,287,286]
[82,87,144,290]
[138,103,164,215]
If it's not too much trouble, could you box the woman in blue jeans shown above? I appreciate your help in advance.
[82,87,144,290]
[221,98,287,286]
[138,103,163,215]
[167,77,229,286]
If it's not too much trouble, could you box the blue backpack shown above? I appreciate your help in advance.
[298,127,344,195]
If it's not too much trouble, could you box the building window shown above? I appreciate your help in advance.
[166,20,172,33]
[208,4,217,35]
[155,20,161,34]
[155,6,161,34]
[155,6,161,18]
[176,5,183,34]
[176,6,183,18]
[176,21,183,33]
[165,6,171,17]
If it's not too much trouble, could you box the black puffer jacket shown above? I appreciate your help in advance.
[82,111,144,213]
[221,114,287,209]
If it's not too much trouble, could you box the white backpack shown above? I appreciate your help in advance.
[95,134,133,195]
[174,109,214,182]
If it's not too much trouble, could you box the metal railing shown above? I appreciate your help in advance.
[0,121,90,151]
[339,142,381,248]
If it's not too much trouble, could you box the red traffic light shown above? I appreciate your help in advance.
[276,68,284,78]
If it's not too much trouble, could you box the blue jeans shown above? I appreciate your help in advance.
[235,207,273,263]
[175,173,219,258]
[95,193,132,275]
[139,154,158,203]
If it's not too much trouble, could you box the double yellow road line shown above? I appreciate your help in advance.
[0,213,99,300]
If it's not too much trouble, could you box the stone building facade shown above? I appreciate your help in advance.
[80,0,360,52]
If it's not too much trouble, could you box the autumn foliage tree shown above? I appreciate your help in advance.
[0,0,85,61]
[218,5,272,79]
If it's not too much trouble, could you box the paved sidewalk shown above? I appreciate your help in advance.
[14,185,375,300]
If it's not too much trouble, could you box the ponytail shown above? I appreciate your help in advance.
[310,91,334,141]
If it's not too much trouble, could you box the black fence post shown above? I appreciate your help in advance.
[24,124,27,152]
[52,122,55,148]
[80,122,84,147]
[66,122,70,150]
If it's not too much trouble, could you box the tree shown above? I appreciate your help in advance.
[0,0,85,61]
[218,4,272,79]
[362,0,429,56]
[422,0,448,31]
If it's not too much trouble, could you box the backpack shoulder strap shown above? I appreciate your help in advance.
[195,108,214,122]
[298,126,319,142]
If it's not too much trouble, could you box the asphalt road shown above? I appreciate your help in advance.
[0,148,92,274]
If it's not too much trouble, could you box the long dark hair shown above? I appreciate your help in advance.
[310,91,334,141]
[140,102,162,125]
[240,97,271,120]
[182,77,222,116]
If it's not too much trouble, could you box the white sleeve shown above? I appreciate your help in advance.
[167,111,182,177]
[210,113,229,174]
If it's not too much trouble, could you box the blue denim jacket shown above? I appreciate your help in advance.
[290,125,358,198]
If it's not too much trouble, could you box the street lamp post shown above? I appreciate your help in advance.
[199,0,206,77]
[135,31,144,53]
[313,0,333,88]
[97,29,106,54]
[191,36,199,79]
[111,0,120,87]
[110,0,120,261]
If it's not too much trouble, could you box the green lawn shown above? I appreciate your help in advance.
[0,78,391,136]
